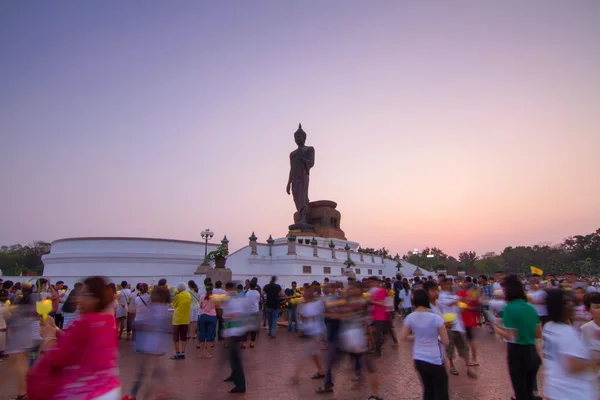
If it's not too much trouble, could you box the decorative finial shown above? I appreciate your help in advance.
[299,123,302,129]
[249,232,257,241]
[221,235,229,244]
[329,240,335,249]
[344,243,350,251]
[288,234,296,242]
[267,234,274,244]
[310,237,318,246]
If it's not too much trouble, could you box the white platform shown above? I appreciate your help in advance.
[36,236,426,289]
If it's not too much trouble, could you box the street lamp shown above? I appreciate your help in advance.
[413,248,419,267]
[427,254,434,270]
[201,229,214,259]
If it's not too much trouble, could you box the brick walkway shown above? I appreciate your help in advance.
[0,323,537,400]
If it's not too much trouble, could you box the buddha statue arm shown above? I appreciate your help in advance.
[302,147,315,173]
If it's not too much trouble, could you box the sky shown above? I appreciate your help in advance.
[1,1,599,257]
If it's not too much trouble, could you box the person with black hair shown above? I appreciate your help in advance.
[157,278,167,287]
[242,282,261,349]
[439,278,476,378]
[542,289,597,399]
[393,274,403,314]
[492,275,541,400]
[399,280,413,320]
[423,280,441,316]
[30,276,121,400]
[5,282,36,400]
[286,281,300,333]
[581,292,600,362]
[213,281,227,341]
[125,283,139,340]
[133,283,151,343]
[262,276,286,339]
[412,276,422,290]
[62,282,83,329]
[188,280,200,340]
[399,289,450,400]
[116,280,131,339]
[123,285,172,400]
[197,283,217,357]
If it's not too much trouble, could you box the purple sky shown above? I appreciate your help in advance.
[1,1,599,257]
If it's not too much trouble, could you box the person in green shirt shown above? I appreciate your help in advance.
[492,275,542,400]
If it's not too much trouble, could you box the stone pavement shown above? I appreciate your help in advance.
[0,323,539,400]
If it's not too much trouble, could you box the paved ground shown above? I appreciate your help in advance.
[0,323,540,400]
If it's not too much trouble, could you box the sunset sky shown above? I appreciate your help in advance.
[1,1,599,257]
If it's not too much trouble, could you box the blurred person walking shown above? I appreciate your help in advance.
[28,276,121,400]
[5,282,37,400]
[222,282,250,394]
[122,286,173,400]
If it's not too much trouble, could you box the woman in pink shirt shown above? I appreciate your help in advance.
[28,276,121,400]
[197,283,217,358]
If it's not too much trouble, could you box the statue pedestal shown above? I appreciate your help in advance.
[206,267,232,284]
[292,200,346,240]
[288,222,315,233]
[341,267,356,279]
[194,263,211,275]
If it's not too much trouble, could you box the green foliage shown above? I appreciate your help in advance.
[401,228,600,276]
[204,244,229,263]
[344,259,357,268]
[358,247,391,258]
[0,241,50,276]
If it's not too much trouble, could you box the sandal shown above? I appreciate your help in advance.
[316,384,334,394]
[450,367,459,375]
[249,343,255,349]
[311,372,325,379]
[467,361,479,367]
[467,370,478,379]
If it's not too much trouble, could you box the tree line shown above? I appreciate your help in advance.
[400,228,600,276]
[0,241,50,276]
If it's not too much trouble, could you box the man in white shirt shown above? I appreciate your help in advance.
[438,278,476,378]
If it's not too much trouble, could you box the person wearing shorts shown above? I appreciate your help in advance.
[170,283,192,360]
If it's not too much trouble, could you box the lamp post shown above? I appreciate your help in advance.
[427,254,434,270]
[201,228,214,260]
[412,248,419,267]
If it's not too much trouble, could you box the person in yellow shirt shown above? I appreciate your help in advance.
[171,283,192,359]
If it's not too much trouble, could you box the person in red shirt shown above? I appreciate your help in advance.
[459,283,480,366]
[30,276,121,400]
[367,277,389,356]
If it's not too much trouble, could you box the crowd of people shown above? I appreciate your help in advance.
[0,272,599,400]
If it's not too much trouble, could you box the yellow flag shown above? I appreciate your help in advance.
[530,266,543,276]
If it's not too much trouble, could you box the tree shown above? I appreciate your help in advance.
[0,241,50,276]
[458,251,478,269]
